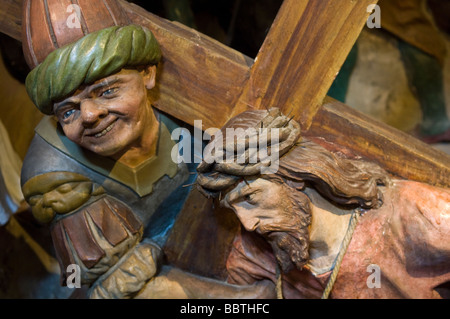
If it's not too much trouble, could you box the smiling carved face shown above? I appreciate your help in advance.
[53,67,158,162]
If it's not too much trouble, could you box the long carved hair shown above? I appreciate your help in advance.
[196,108,391,272]
[197,108,390,210]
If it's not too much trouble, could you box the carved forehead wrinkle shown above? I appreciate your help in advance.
[53,71,133,113]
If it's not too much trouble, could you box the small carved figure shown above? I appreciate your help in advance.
[19,0,449,299]
[197,108,450,299]
[20,0,274,299]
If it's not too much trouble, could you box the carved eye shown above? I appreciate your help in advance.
[244,193,256,204]
[101,88,118,97]
[63,109,76,120]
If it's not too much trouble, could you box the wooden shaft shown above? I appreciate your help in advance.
[231,0,378,130]
[0,0,448,188]
[307,97,450,188]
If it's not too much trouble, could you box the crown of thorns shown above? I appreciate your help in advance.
[196,108,301,197]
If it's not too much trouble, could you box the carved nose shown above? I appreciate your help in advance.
[42,192,58,208]
[233,207,260,232]
[242,217,260,232]
[80,100,108,126]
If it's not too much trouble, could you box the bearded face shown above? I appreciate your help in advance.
[221,178,312,273]
[197,108,388,274]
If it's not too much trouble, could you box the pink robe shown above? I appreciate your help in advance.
[226,180,450,299]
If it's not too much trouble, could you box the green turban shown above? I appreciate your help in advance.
[25,24,161,115]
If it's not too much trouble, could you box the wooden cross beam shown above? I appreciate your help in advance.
[0,0,449,187]
[229,0,376,128]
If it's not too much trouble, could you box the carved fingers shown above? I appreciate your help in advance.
[197,107,301,195]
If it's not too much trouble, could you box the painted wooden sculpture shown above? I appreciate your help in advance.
[19,0,274,299]
[195,108,450,298]
[0,0,448,186]
[0,0,447,299]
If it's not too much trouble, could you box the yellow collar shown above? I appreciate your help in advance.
[35,116,179,197]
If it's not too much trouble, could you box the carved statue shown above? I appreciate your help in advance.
[20,0,274,299]
[196,108,450,299]
[18,0,449,299]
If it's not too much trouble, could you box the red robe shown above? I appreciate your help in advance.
[226,180,450,299]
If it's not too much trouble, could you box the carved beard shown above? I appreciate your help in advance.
[267,230,310,274]
[263,186,312,274]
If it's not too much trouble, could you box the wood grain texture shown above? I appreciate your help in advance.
[121,0,253,130]
[0,0,448,188]
[379,0,447,65]
[0,0,22,41]
[306,97,450,188]
[163,188,240,280]
[22,0,130,68]
[0,0,253,130]
[0,49,43,160]
[231,0,378,130]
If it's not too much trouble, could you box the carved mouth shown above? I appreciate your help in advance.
[94,121,116,138]
[86,119,118,139]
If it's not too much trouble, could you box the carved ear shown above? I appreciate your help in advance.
[141,65,157,90]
